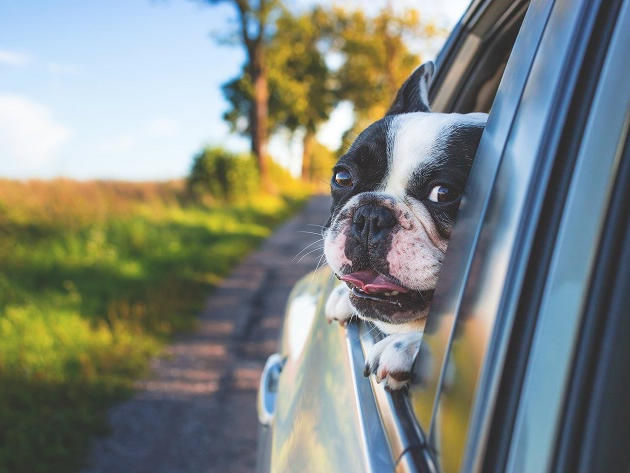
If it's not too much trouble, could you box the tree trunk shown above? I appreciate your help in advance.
[301,130,315,182]
[237,0,271,192]
[251,59,271,191]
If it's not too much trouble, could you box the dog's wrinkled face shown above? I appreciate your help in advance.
[324,63,487,329]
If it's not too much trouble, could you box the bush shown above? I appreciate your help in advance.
[187,147,260,202]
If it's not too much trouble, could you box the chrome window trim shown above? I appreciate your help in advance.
[344,321,396,473]
[357,322,431,470]
[358,324,414,461]
[345,319,432,472]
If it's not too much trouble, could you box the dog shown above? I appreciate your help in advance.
[323,61,487,390]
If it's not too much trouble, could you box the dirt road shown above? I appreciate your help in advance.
[81,195,332,473]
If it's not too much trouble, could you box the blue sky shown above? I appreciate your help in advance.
[0,0,468,181]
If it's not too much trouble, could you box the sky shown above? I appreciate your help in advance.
[0,0,469,181]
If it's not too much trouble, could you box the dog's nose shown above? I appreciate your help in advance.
[352,205,396,244]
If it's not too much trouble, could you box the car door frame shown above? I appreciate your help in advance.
[415,0,630,471]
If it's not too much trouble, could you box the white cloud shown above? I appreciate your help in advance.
[0,48,31,67]
[0,94,73,167]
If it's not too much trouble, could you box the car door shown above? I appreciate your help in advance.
[412,0,630,471]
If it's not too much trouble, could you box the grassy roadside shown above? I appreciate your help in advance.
[0,178,311,473]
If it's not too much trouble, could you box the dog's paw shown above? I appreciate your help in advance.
[364,332,423,390]
[325,284,355,326]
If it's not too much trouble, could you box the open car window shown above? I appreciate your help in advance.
[431,0,529,114]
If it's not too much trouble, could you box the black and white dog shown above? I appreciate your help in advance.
[324,62,487,390]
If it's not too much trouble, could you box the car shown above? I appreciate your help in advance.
[257,0,630,471]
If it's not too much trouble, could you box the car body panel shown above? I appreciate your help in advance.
[265,270,395,473]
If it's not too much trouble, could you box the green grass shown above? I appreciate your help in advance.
[0,179,310,473]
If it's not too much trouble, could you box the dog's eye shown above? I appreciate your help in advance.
[428,185,459,203]
[334,169,353,187]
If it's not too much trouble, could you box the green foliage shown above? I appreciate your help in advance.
[187,147,260,201]
[219,4,440,180]
[187,146,314,200]
[267,7,335,134]
[222,7,335,138]
[330,6,435,130]
[201,0,284,187]
[0,179,309,473]
[222,74,254,135]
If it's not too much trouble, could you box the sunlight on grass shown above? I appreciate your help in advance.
[0,178,311,473]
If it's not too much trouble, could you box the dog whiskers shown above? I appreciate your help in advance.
[308,253,329,290]
[314,253,327,273]
[305,224,326,236]
[296,246,325,264]
[293,238,324,262]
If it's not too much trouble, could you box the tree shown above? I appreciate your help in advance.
[330,6,435,136]
[266,7,336,181]
[219,3,440,182]
[198,0,281,190]
[222,6,336,182]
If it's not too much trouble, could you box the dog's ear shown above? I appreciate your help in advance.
[386,61,434,116]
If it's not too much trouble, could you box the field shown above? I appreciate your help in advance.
[0,178,310,473]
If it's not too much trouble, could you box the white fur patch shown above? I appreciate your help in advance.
[382,112,487,197]
[323,227,352,270]
[365,331,424,390]
[325,284,354,325]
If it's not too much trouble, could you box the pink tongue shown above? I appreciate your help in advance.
[341,269,409,294]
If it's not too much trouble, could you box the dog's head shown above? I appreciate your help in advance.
[323,62,487,331]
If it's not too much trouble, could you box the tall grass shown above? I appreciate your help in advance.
[0,178,310,473]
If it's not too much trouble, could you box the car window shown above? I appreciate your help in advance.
[343,2,532,471]
[430,0,529,114]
